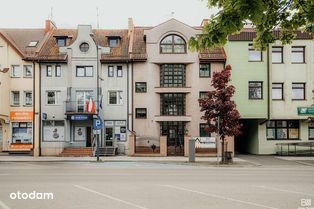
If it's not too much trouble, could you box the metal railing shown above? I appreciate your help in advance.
[64,101,99,114]
[276,141,314,156]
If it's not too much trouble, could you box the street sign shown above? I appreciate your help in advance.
[297,107,314,115]
[93,119,103,130]
[194,137,216,148]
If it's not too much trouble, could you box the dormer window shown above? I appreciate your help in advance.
[108,37,119,48]
[56,38,66,47]
[160,34,186,54]
[28,41,38,47]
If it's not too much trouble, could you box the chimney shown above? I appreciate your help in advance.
[201,19,209,27]
[45,19,56,33]
[128,17,134,36]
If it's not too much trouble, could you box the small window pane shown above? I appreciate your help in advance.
[109,92,117,104]
[55,66,61,77]
[248,44,262,61]
[76,67,85,77]
[117,66,123,77]
[47,66,52,77]
[57,38,66,47]
[272,83,283,100]
[249,82,262,99]
[199,64,210,77]
[11,65,21,77]
[291,47,305,63]
[136,108,147,118]
[80,43,89,52]
[109,38,118,47]
[24,65,33,77]
[272,47,283,63]
[277,128,288,139]
[108,66,114,77]
[24,92,32,106]
[135,82,147,92]
[85,67,93,77]
[292,83,305,100]
[266,128,275,139]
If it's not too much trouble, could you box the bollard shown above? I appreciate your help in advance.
[189,139,195,162]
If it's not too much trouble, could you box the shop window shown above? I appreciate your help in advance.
[248,43,262,61]
[199,64,210,77]
[24,91,32,106]
[291,46,305,63]
[11,65,21,77]
[108,91,123,105]
[272,46,283,63]
[136,108,147,119]
[249,81,263,99]
[11,91,20,106]
[23,65,33,77]
[292,83,305,100]
[135,82,147,93]
[272,83,284,100]
[108,66,114,77]
[43,120,65,141]
[200,123,211,137]
[12,122,32,144]
[266,120,299,140]
[309,123,314,140]
[117,66,123,77]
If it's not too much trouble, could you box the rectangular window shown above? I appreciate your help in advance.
[56,38,66,47]
[160,64,185,87]
[272,46,283,63]
[24,91,32,106]
[76,91,94,112]
[11,91,20,106]
[249,82,263,99]
[46,65,52,77]
[200,123,211,137]
[272,83,284,100]
[199,91,209,99]
[23,65,33,77]
[108,91,123,105]
[309,123,314,140]
[12,122,32,144]
[135,82,147,93]
[76,66,93,77]
[46,91,60,105]
[266,120,299,140]
[117,66,123,77]
[11,65,21,77]
[248,44,262,61]
[292,83,305,100]
[291,46,305,63]
[43,120,65,141]
[55,65,61,77]
[136,108,147,119]
[108,38,119,47]
[199,64,210,77]
[108,66,114,77]
[160,93,185,116]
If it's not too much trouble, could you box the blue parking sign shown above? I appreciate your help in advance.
[93,119,103,130]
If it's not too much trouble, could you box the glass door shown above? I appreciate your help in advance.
[105,127,113,146]
[76,91,94,112]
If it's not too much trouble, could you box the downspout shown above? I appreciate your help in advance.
[127,61,130,131]
[267,45,270,120]
[38,62,42,156]
[131,61,134,131]
[32,61,35,156]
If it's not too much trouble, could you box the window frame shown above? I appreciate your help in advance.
[55,65,61,77]
[23,65,33,78]
[272,83,284,100]
[248,81,263,100]
[160,34,186,54]
[108,66,114,77]
[272,46,283,64]
[117,66,123,77]
[200,123,211,137]
[199,63,211,77]
[291,46,305,64]
[79,42,90,53]
[248,43,263,62]
[292,83,306,100]
[160,93,185,116]
[135,108,147,119]
[76,66,93,77]
[309,123,314,140]
[46,65,52,77]
[46,91,60,105]
[160,64,186,87]
[23,91,32,106]
[11,91,20,106]
[56,38,66,47]
[11,65,21,78]
[108,91,123,105]
[135,82,147,93]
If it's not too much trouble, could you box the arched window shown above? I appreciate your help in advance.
[160,34,186,54]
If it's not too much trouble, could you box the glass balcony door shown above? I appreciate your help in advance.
[76,91,94,112]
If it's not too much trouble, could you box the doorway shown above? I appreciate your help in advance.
[161,121,185,156]
[86,127,92,147]
[105,127,113,147]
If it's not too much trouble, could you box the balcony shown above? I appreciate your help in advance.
[65,101,99,115]
[154,86,191,93]
[154,115,192,122]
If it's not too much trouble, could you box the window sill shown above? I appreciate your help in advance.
[292,99,306,101]
[248,60,263,62]
[10,105,20,107]
[199,76,211,78]
[272,99,284,101]
[135,92,147,93]
[248,98,264,100]
[23,105,33,107]
[23,76,33,78]
[291,62,306,64]
[272,62,284,64]
[267,139,301,141]
[135,117,147,119]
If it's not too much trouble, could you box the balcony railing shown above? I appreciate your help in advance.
[65,101,99,114]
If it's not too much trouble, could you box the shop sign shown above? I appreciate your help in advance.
[115,121,126,126]
[104,121,114,126]
[10,112,33,122]
[70,115,90,121]
[194,137,216,148]
[298,107,314,115]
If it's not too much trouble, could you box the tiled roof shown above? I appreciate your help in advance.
[129,27,149,61]
[199,48,226,61]
[0,29,46,60]
[228,29,313,41]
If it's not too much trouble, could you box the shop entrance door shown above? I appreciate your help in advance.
[86,127,92,147]
[105,127,113,146]
[161,121,185,156]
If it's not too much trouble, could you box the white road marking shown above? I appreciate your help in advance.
[254,185,314,197]
[161,184,279,209]
[74,185,148,209]
[0,200,10,209]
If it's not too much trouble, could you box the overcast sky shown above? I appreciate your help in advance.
[0,0,218,29]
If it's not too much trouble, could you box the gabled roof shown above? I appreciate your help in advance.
[0,29,46,60]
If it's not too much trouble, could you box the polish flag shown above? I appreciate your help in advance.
[87,98,95,113]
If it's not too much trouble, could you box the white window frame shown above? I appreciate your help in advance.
[24,91,32,106]
[248,44,262,62]
[11,91,20,106]
[11,65,21,77]
[108,91,123,105]
[23,65,33,78]
[46,91,60,105]
[117,66,123,77]
[55,65,61,77]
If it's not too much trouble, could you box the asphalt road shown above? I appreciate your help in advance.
[0,159,313,209]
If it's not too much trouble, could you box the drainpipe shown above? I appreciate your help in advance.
[267,45,270,120]
[127,61,130,131]
[32,61,35,156]
[131,61,134,131]
[38,62,42,156]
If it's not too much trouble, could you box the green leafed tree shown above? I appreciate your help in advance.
[189,0,314,51]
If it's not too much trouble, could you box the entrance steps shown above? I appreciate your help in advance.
[59,147,93,157]
[96,147,116,156]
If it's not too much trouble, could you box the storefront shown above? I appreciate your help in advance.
[104,120,127,147]
[42,120,65,141]
[67,114,94,147]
